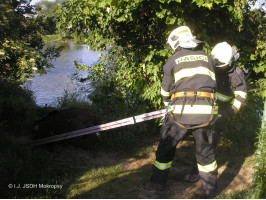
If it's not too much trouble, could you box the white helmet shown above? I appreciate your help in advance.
[167,26,203,50]
[211,42,234,68]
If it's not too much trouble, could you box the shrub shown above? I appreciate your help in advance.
[220,93,263,150]
[87,78,159,150]
[0,78,38,133]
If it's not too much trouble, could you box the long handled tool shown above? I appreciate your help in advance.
[31,109,166,147]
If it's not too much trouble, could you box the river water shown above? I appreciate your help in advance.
[26,43,105,107]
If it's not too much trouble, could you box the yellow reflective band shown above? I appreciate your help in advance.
[234,91,247,99]
[161,87,171,97]
[177,29,189,35]
[198,160,217,173]
[174,66,216,83]
[175,55,208,64]
[170,105,218,115]
[164,101,169,107]
[153,159,172,170]
[215,92,233,102]
[231,98,241,110]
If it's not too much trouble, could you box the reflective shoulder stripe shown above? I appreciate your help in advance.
[231,98,241,110]
[161,87,171,97]
[215,92,233,102]
[197,160,217,173]
[171,105,218,115]
[174,66,216,83]
[234,91,247,99]
[153,159,172,170]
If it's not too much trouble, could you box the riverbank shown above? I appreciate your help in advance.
[1,131,255,199]
[0,78,259,198]
[42,34,85,44]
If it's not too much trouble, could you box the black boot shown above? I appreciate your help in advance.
[151,165,169,191]
[199,170,218,199]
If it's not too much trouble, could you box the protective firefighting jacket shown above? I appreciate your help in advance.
[215,65,247,112]
[161,47,217,125]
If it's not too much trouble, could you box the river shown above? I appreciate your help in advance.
[26,43,105,107]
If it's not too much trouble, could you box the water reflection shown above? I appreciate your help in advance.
[28,43,105,107]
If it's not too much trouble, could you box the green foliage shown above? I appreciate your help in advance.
[220,93,263,149]
[42,34,61,42]
[250,97,266,199]
[86,73,158,149]
[251,128,266,199]
[52,89,91,110]
[36,0,65,18]
[57,1,266,196]
[0,0,63,83]
[57,0,265,110]
[35,0,66,35]
[0,78,37,132]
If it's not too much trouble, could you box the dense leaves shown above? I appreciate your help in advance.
[0,0,63,83]
[35,0,66,35]
[57,0,265,109]
[57,1,265,197]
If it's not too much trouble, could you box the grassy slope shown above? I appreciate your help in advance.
[1,133,255,199]
[42,34,84,44]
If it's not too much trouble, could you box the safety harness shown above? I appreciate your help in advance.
[168,91,217,130]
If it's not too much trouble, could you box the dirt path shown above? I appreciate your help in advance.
[52,139,255,199]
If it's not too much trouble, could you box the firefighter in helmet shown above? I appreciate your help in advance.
[151,26,218,198]
[183,42,248,184]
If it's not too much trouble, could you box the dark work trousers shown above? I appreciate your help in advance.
[152,114,218,196]
[190,103,234,170]
[187,104,234,196]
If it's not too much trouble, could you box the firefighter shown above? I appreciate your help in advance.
[151,26,218,198]
[183,42,248,184]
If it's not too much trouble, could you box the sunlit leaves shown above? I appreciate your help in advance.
[165,17,176,24]
[156,9,167,18]
[0,1,62,83]
[58,0,265,109]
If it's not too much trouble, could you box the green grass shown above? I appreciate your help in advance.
[42,34,85,44]
[42,34,61,42]
[66,165,134,198]
[1,81,263,199]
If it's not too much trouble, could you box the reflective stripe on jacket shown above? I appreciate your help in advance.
[161,48,217,125]
[215,66,247,111]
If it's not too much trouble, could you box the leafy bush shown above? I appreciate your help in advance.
[52,89,91,110]
[220,93,263,150]
[87,78,159,150]
[0,78,37,132]
[250,121,266,199]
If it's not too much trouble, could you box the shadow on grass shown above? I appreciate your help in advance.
[215,144,255,195]
[58,137,254,199]
[2,133,254,199]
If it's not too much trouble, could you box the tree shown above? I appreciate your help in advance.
[57,0,265,109]
[0,0,63,83]
[57,0,265,197]
[35,0,66,35]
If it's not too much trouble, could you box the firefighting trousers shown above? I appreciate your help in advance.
[151,114,218,195]
[189,103,235,172]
